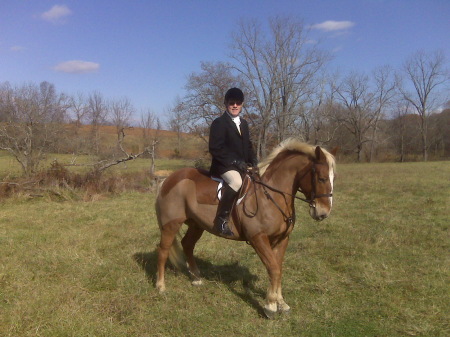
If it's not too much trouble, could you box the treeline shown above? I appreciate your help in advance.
[0,81,164,176]
[1,17,449,177]
[168,17,449,163]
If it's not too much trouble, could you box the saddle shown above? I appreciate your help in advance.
[213,173,252,206]
[195,168,254,207]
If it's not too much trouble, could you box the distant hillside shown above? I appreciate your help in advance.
[66,124,207,159]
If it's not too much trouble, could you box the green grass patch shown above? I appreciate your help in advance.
[0,161,449,336]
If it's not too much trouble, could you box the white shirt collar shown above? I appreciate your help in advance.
[226,111,240,124]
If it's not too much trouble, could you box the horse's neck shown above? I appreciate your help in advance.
[263,154,310,193]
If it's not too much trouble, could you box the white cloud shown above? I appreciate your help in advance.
[10,45,26,52]
[53,60,100,74]
[41,5,72,23]
[311,20,355,32]
[305,39,318,45]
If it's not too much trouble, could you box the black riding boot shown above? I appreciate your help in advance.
[214,184,238,237]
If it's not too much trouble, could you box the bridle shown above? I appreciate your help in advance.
[243,162,333,226]
[297,164,334,208]
[250,162,332,207]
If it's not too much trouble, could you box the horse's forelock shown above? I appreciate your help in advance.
[318,146,336,174]
[258,138,336,175]
[322,148,336,174]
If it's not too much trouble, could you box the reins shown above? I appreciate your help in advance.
[239,171,295,239]
[243,162,333,225]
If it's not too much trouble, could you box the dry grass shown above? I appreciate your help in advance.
[0,155,194,202]
[0,161,449,336]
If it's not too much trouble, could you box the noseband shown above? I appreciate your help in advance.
[297,164,333,208]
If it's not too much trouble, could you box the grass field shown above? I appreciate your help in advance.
[1,161,449,336]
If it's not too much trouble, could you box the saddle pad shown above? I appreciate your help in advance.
[211,174,251,205]
[211,177,224,200]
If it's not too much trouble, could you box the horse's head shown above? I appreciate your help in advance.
[300,146,337,221]
[258,138,337,222]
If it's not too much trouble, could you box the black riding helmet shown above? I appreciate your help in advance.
[224,88,244,104]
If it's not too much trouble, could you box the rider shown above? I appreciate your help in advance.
[209,88,257,237]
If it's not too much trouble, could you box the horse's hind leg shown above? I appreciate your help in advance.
[181,223,204,286]
[156,218,184,293]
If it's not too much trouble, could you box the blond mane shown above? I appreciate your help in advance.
[258,138,336,176]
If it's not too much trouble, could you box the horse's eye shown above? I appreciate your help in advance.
[318,177,328,183]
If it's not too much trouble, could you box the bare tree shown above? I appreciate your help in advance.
[180,61,242,143]
[369,66,397,161]
[66,92,90,154]
[433,106,450,158]
[69,92,88,127]
[231,16,329,157]
[110,97,133,134]
[334,72,377,161]
[109,97,134,157]
[140,109,160,174]
[87,91,108,154]
[298,73,339,145]
[167,97,186,157]
[399,50,449,161]
[140,109,156,147]
[0,81,69,175]
[390,102,414,162]
[92,130,148,173]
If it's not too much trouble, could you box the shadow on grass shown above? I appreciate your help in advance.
[133,251,159,286]
[133,250,266,317]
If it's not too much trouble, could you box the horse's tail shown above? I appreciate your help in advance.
[155,178,186,271]
[167,236,185,271]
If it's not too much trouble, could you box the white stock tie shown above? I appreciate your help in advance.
[231,116,241,134]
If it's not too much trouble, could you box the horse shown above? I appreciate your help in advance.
[155,138,337,318]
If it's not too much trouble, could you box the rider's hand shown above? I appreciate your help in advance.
[232,160,248,173]
[250,165,259,174]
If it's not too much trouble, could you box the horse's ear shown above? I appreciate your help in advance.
[315,146,323,161]
[331,146,339,156]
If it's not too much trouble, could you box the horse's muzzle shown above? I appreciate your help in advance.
[309,204,330,221]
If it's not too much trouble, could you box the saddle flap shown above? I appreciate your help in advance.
[196,172,252,207]
[236,173,252,205]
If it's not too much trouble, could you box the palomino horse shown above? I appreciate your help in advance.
[155,138,336,318]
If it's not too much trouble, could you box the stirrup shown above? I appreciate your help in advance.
[219,224,234,237]
[214,217,234,237]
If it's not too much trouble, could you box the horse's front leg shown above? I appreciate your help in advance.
[249,232,281,319]
[273,236,290,314]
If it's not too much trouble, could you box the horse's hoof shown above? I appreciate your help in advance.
[263,307,278,319]
[279,307,291,315]
[278,302,291,315]
[156,283,166,293]
[191,279,203,286]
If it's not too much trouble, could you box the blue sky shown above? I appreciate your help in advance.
[1,0,449,122]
